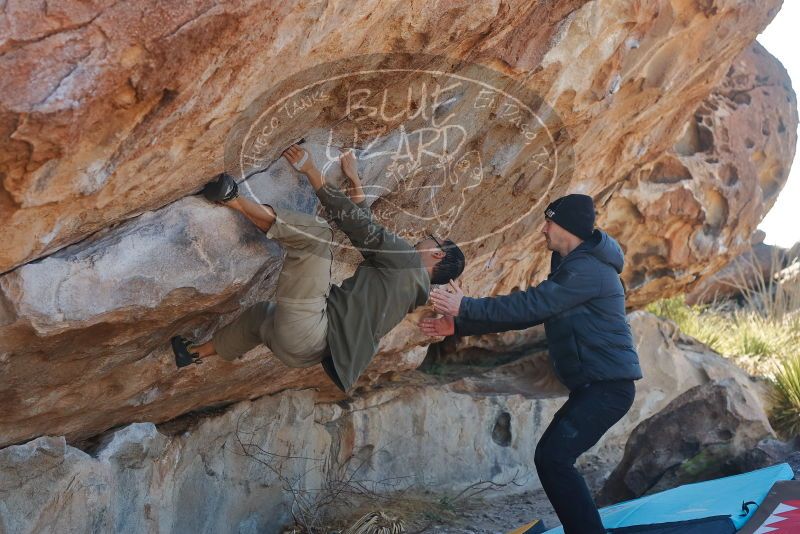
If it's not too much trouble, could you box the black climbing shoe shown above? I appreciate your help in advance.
[202,172,239,203]
[171,335,202,368]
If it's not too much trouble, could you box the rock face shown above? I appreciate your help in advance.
[599,377,775,504]
[739,437,800,474]
[0,0,796,451]
[686,231,800,305]
[0,313,772,533]
[599,41,797,307]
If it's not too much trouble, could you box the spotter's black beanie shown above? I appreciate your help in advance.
[544,194,596,240]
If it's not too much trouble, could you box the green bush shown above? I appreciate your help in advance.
[771,355,800,438]
[646,290,800,436]
[646,296,799,375]
[645,296,723,353]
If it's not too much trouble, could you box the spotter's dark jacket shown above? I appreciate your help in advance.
[455,230,642,390]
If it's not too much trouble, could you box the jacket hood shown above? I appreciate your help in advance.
[582,229,624,274]
[552,229,625,274]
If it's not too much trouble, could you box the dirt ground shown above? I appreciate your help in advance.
[321,486,563,534]
[315,466,620,533]
[407,488,561,533]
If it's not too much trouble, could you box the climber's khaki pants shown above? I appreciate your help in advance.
[213,208,333,367]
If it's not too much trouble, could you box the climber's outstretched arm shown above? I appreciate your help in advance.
[201,173,277,233]
[226,197,276,233]
[340,150,366,204]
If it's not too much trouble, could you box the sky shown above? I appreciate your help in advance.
[756,1,800,248]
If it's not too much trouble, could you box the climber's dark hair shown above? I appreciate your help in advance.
[431,239,465,285]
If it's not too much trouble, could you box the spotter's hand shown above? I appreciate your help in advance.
[282,144,316,174]
[430,280,464,317]
[419,315,455,337]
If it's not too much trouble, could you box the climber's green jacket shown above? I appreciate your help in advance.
[315,185,430,392]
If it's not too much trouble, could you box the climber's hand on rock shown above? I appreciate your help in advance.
[340,150,365,203]
[340,150,359,181]
[419,315,455,337]
[282,144,317,175]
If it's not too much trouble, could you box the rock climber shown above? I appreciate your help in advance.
[420,194,642,534]
[171,144,465,393]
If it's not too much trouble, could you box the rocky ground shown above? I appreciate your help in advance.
[329,452,800,534]
[421,491,559,534]
[328,488,561,534]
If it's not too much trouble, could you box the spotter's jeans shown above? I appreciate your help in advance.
[534,379,636,534]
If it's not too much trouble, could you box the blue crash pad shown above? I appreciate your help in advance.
[544,463,794,533]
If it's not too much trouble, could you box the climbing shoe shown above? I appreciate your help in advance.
[171,335,202,368]
[202,172,239,203]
